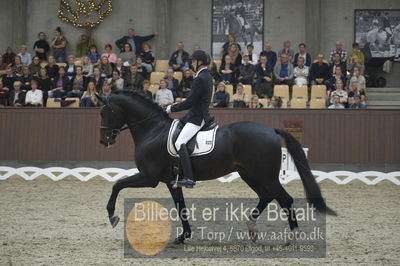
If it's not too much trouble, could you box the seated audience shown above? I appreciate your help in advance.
[0,79,9,106]
[254,55,273,98]
[28,56,42,77]
[248,95,264,108]
[155,79,174,107]
[3,47,16,65]
[232,83,250,108]
[19,66,32,90]
[18,45,32,65]
[115,28,156,54]
[141,80,153,101]
[108,69,124,91]
[114,58,129,78]
[179,69,193,98]
[66,55,76,80]
[12,56,24,77]
[135,57,148,79]
[294,57,309,86]
[329,80,348,106]
[328,65,347,91]
[91,66,104,92]
[219,54,237,84]
[9,81,26,106]
[245,44,258,65]
[0,54,8,75]
[209,60,220,83]
[50,27,68,63]
[99,80,112,104]
[124,65,143,92]
[50,67,68,98]
[101,44,118,64]
[259,42,277,69]
[293,43,311,67]
[36,68,53,105]
[328,95,345,109]
[81,56,93,77]
[25,79,43,106]
[221,34,242,57]
[76,34,98,57]
[99,56,113,78]
[348,81,366,108]
[212,82,230,107]
[347,55,364,76]
[165,68,180,99]
[278,40,295,62]
[139,42,155,73]
[2,66,17,90]
[80,81,98,107]
[120,43,136,65]
[45,56,59,80]
[268,96,282,108]
[348,42,365,65]
[87,44,101,65]
[225,43,242,67]
[348,67,366,89]
[169,42,189,72]
[349,95,366,109]
[274,53,294,86]
[329,41,347,63]
[309,53,330,86]
[67,65,87,98]
[33,32,50,61]
[330,53,347,76]
[238,55,255,85]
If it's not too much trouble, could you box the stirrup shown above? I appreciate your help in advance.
[172,178,196,189]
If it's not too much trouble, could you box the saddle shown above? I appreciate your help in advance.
[167,119,218,157]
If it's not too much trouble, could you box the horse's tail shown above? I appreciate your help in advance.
[275,128,337,216]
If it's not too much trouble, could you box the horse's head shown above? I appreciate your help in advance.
[96,94,125,147]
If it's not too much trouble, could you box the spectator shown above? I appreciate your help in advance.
[3,47,16,66]
[328,95,344,109]
[19,66,32,90]
[268,96,282,108]
[76,34,98,57]
[330,53,346,76]
[232,83,250,108]
[0,79,9,106]
[349,95,366,109]
[101,44,117,64]
[124,65,143,92]
[114,58,129,78]
[2,66,17,90]
[25,79,43,106]
[212,82,230,107]
[347,42,364,65]
[169,42,189,72]
[219,54,237,84]
[99,80,112,104]
[329,41,347,63]
[91,66,104,92]
[18,45,32,66]
[328,65,346,91]
[293,43,311,67]
[254,55,273,98]
[80,81,98,107]
[347,55,364,76]
[274,53,294,86]
[249,95,264,108]
[87,45,101,65]
[115,28,156,54]
[139,42,155,73]
[49,67,68,98]
[141,80,153,101]
[33,32,50,61]
[238,55,255,85]
[66,55,76,80]
[245,44,258,65]
[329,80,348,106]
[348,67,366,90]
[348,81,366,108]
[50,27,68,63]
[108,69,124,91]
[278,40,295,62]
[28,56,42,77]
[165,68,180,99]
[221,34,242,57]
[45,56,59,80]
[226,43,242,67]
[0,54,7,74]
[179,69,193,98]
[67,65,86,98]
[81,56,93,77]
[155,79,174,107]
[120,43,135,65]
[99,56,113,78]
[309,53,330,86]
[36,68,53,105]
[210,60,220,83]
[9,81,25,107]
[135,57,148,79]
[12,56,24,77]
[259,42,277,69]
[293,57,309,86]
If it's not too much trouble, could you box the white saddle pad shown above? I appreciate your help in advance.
[167,119,218,157]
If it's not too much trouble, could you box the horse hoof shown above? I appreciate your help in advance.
[246,220,258,243]
[110,215,120,228]
[173,237,184,244]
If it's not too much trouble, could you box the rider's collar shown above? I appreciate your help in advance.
[195,67,208,78]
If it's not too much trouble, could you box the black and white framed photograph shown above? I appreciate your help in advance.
[355,9,400,61]
[212,0,264,59]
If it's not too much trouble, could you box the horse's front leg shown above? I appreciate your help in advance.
[106,172,158,227]
[167,184,192,244]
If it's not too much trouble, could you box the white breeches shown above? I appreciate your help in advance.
[175,120,205,151]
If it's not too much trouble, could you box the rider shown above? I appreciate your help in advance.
[166,50,213,188]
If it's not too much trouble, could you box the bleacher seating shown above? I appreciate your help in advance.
[155,60,169,72]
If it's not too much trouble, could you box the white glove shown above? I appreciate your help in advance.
[166,105,172,114]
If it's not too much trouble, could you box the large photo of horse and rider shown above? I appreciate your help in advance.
[212,0,264,59]
[355,9,400,61]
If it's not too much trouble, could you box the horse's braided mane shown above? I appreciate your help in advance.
[112,90,169,119]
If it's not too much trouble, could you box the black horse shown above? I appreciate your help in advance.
[97,91,336,244]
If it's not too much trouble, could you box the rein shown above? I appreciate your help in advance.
[100,112,161,136]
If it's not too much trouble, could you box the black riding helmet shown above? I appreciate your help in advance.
[190,50,211,71]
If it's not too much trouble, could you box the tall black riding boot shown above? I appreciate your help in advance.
[176,144,196,188]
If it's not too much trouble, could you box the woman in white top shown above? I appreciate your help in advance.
[81,56,93,77]
[232,83,250,108]
[25,79,43,106]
